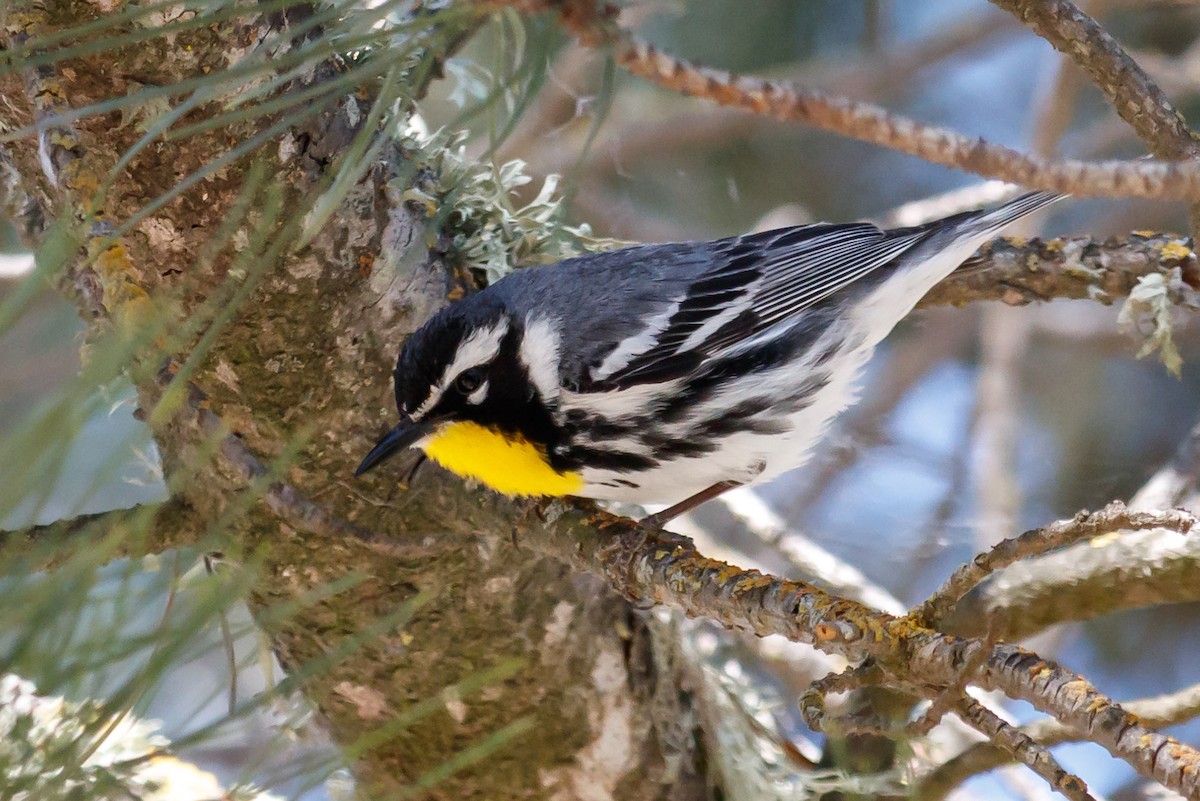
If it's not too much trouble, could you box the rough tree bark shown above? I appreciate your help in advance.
[0,5,704,799]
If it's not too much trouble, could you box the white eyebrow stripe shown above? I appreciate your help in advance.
[413,319,510,419]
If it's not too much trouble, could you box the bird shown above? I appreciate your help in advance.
[355,190,1060,525]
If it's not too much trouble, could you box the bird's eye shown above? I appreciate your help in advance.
[455,368,485,395]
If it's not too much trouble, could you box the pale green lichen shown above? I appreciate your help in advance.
[1117,270,1184,377]
[0,673,284,801]
[0,674,162,800]
[1058,239,1104,280]
[398,129,622,285]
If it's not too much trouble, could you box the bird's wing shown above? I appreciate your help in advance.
[592,221,928,389]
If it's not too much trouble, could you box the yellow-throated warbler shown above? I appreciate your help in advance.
[356,190,1060,521]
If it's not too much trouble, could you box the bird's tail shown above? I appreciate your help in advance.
[971,189,1064,233]
[878,188,1063,314]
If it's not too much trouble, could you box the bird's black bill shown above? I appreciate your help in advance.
[354,420,432,476]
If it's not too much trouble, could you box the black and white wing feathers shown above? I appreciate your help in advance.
[590,190,1060,390]
[596,221,926,388]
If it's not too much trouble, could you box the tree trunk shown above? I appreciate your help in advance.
[0,5,704,797]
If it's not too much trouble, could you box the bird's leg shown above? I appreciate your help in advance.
[638,480,742,530]
[511,496,556,548]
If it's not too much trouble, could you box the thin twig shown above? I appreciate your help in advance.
[522,9,1021,180]
[943,521,1200,639]
[919,681,1200,801]
[954,697,1095,801]
[944,416,1200,639]
[916,501,1195,626]
[612,34,1198,198]
[990,0,1197,160]
[798,662,889,735]
[988,0,1200,234]
[503,0,1200,198]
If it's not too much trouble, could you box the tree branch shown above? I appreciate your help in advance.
[920,232,1200,308]
[506,0,1200,198]
[944,416,1200,640]
[990,0,1199,162]
[918,682,1200,801]
[518,9,1021,180]
[916,501,1195,626]
[988,0,1200,233]
[523,500,1200,797]
[944,516,1200,640]
[954,697,1094,801]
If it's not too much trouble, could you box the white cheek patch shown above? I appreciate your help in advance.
[519,315,562,404]
[467,380,489,405]
[413,319,510,419]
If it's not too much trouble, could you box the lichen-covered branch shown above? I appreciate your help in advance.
[915,639,1198,796]
[918,682,1200,801]
[953,698,1094,801]
[920,231,1200,307]
[524,501,1200,797]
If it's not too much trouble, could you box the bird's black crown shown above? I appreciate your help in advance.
[392,293,508,417]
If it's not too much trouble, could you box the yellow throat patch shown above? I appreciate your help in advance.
[421,421,583,497]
